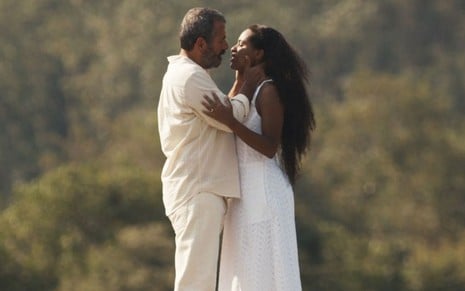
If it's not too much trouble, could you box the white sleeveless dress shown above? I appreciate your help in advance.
[218,80,302,291]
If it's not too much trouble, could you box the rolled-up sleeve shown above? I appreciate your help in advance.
[230,93,250,122]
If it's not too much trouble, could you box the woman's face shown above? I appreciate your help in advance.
[230,29,262,72]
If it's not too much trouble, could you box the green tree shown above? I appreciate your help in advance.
[0,164,172,291]
[2,0,465,289]
[296,70,465,290]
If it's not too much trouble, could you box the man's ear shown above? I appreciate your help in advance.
[195,37,207,50]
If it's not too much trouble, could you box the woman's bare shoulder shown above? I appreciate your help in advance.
[256,81,282,115]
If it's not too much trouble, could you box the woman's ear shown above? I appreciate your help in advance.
[255,49,265,63]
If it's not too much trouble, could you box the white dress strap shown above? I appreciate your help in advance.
[252,79,273,104]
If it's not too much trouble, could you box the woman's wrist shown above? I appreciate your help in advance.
[235,71,245,83]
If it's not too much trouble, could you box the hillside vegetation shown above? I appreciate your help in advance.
[1,0,464,290]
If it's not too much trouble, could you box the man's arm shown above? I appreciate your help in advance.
[202,83,283,158]
[185,71,250,132]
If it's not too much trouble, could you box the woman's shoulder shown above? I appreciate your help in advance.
[255,80,282,115]
[256,80,280,103]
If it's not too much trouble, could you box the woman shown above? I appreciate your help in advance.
[202,24,315,291]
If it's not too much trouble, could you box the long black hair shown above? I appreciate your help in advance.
[248,24,316,184]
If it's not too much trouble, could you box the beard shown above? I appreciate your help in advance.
[201,45,224,69]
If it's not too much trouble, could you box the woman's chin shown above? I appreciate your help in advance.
[230,63,241,71]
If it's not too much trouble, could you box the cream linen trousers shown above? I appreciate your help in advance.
[168,192,227,291]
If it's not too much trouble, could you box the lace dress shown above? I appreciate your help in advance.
[218,80,302,291]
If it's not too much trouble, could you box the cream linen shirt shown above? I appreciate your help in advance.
[158,55,250,216]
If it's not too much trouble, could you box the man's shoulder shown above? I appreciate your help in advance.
[168,55,202,71]
[167,56,206,80]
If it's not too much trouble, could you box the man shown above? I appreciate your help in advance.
[157,7,262,291]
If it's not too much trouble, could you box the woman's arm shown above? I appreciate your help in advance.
[228,71,245,97]
[202,83,283,158]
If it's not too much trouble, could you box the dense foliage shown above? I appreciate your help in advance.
[1,0,464,290]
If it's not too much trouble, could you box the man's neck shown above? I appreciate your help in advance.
[180,49,203,68]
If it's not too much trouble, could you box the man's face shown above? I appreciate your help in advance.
[200,21,228,69]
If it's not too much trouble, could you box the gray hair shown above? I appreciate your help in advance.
[179,7,226,50]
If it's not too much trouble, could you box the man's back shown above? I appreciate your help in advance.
[158,55,241,217]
